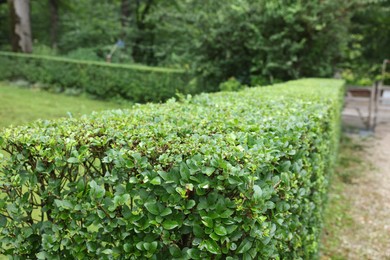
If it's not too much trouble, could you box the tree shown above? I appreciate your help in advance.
[120,0,157,64]
[8,0,33,53]
[49,0,59,49]
[150,0,354,87]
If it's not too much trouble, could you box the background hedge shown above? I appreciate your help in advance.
[0,51,198,103]
[0,79,344,259]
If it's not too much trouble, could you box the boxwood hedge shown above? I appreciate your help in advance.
[0,79,344,259]
[0,51,198,103]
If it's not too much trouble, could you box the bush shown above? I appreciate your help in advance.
[0,79,344,259]
[218,78,244,92]
[0,51,197,103]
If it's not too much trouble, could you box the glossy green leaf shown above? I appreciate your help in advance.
[237,238,253,254]
[162,220,179,230]
[253,185,262,201]
[203,239,220,254]
[214,225,227,236]
[144,202,160,215]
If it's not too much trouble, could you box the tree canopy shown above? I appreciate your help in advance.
[0,0,389,87]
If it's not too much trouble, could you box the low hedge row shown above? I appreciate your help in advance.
[0,79,344,259]
[0,51,198,103]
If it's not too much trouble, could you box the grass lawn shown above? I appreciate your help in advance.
[0,82,130,128]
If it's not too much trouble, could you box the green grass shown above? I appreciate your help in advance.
[0,82,130,128]
[320,135,369,259]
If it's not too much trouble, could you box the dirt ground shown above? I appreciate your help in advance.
[340,123,390,259]
[323,103,390,259]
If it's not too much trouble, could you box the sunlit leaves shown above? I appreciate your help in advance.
[0,79,344,258]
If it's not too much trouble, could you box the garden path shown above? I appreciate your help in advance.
[333,122,390,259]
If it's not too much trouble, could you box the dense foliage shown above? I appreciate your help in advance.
[0,51,197,103]
[341,0,390,85]
[0,79,344,259]
[152,0,353,85]
[1,0,388,86]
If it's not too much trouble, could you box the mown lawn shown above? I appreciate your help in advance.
[0,82,129,128]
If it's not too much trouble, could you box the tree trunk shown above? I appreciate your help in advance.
[121,0,130,38]
[8,0,33,53]
[49,0,58,49]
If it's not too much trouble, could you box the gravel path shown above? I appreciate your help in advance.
[332,122,390,259]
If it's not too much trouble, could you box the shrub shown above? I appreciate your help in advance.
[0,79,344,259]
[218,77,244,92]
[0,51,197,103]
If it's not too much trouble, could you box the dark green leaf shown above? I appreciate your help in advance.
[214,225,227,236]
[237,238,253,254]
[162,220,179,230]
[144,202,160,215]
[203,239,220,254]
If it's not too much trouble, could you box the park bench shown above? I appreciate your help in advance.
[344,59,390,131]
[373,59,390,130]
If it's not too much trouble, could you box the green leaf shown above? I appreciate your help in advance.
[193,224,204,237]
[237,238,253,254]
[67,157,78,164]
[0,215,7,227]
[162,220,179,230]
[169,244,182,257]
[243,252,252,260]
[150,176,161,185]
[160,207,172,217]
[136,242,144,251]
[150,241,158,252]
[114,194,130,206]
[157,171,170,181]
[102,249,113,255]
[210,232,220,241]
[143,242,151,251]
[202,167,215,176]
[54,199,73,209]
[201,216,213,228]
[226,225,238,234]
[265,201,275,209]
[186,200,196,209]
[253,185,262,201]
[89,180,105,199]
[180,162,190,180]
[187,248,201,259]
[203,239,220,254]
[281,160,291,171]
[220,209,234,218]
[214,225,227,236]
[123,243,132,253]
[197,198,208,210]
[144,202,160,215]
[36,252,49,259]
[281,172,290,185]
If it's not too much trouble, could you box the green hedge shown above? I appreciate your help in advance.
[0,79,344,259]
[0,51,197,103]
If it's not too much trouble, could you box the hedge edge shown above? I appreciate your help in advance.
[0,51,185,74]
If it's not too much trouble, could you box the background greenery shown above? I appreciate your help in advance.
[0,52,197,103]
[1,0,389,87]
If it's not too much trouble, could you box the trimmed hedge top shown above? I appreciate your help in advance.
[0,51,198,103]
[0,51,184,73]
[0,79,344,259]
